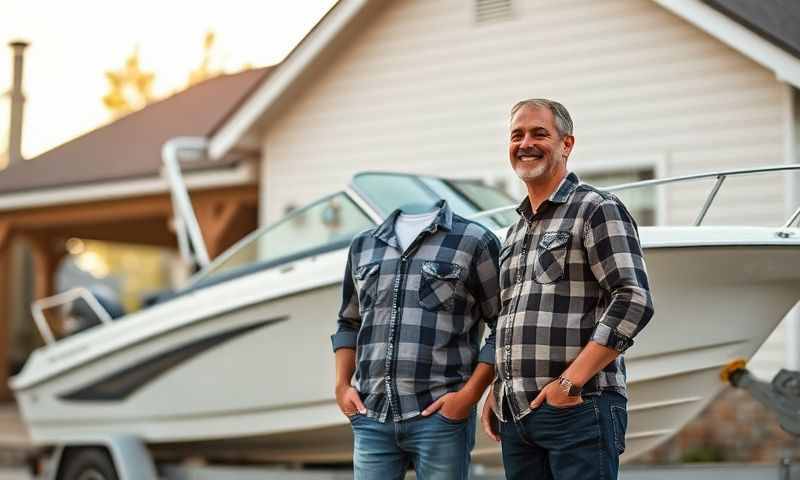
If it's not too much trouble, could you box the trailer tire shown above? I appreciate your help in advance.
[59,448,119,480]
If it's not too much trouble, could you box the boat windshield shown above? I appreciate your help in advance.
[187,173,517,290]
[352,172,518,229]
[190,192,375,287]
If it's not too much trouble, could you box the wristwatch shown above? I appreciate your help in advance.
[557,376,582,397]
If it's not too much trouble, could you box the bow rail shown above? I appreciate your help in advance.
[470,164,800,228]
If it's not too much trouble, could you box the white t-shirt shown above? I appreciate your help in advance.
[394,210,438,252]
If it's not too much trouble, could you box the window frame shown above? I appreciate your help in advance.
[572,157,667,226]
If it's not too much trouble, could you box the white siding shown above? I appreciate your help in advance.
[259,0,792,372]
[262,0,785,224]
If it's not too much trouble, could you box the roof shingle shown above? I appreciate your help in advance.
[703,0,800,60]
[0,66,273,195]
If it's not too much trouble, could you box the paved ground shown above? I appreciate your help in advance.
[1,465,798,480]
[0,469,30,480]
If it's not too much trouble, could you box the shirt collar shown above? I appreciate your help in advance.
[516,172,580,222]
[373,199,453,247]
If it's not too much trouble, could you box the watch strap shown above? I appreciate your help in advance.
[558,376,582,396]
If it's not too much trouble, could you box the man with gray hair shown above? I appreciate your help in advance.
[481,99,654,479]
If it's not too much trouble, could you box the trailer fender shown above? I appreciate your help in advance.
[48,434,157,480]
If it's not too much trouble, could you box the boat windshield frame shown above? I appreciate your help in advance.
[349,171,518,227]
[185,189,381,290]
[184,172,516,292]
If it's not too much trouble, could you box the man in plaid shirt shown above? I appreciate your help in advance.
[481,99,654,480]
[332,199,501,479]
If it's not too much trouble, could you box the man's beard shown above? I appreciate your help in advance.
[514,160,548,181]
[514,147,561,182]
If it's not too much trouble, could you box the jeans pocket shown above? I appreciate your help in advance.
[610,405,627,454]
[348,413,367,427]
[541,398,592,413]
[434,411,468,425]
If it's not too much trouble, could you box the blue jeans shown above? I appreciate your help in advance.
[349,410,476,480]
[499,391,627,480]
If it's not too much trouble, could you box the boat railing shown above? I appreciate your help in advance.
[470,164,800,228]
[31,287,113,345]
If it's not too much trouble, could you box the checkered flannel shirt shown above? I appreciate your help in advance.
[494,172,654,422]
[332,200,501,422]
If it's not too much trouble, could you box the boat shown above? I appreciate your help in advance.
[9,142,800,465]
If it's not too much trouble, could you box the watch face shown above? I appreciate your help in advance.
[559,377,579,396]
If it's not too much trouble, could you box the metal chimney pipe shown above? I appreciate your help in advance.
[8,40,29,167]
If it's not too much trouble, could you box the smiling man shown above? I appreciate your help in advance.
[481,99,655,480]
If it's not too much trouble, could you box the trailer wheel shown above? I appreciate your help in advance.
[59,448,119,480]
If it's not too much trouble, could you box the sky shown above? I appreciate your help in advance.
[0,0,336,161]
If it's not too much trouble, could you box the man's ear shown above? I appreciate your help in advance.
[562,135,575,160]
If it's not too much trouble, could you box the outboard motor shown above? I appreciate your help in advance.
[722,359,800,479]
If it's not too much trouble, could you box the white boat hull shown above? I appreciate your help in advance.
[10,227,800,464]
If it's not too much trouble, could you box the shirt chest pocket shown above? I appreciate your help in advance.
[354,262,381,313]
[533,231,571,284]
[419,261,464,312]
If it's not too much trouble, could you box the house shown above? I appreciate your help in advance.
[0,65,274,399]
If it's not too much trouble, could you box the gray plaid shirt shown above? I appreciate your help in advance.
[494,172,654,422]
[332,200,501,422]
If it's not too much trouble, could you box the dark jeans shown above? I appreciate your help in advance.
[499,391,627,480]
[350,410,476,480]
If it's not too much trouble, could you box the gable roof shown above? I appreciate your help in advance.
[0,66,273,195]
[654,0,800,87]
[207,0,800,162]
[703,0,800,60]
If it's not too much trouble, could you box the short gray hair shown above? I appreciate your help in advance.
[510,99,574,137]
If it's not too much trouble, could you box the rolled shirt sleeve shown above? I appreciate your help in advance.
[331,246,361,352]
[583,197,654,353]
[471,232,502,364]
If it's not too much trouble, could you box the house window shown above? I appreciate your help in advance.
[475,0,512,24]
[580,169,656,226]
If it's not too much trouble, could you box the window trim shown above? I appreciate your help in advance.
[572,156,666,226]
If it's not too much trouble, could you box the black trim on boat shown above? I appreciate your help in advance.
[58,317,287,402]
[148,240,353,306]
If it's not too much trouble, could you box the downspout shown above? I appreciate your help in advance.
[161,137,211,269]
